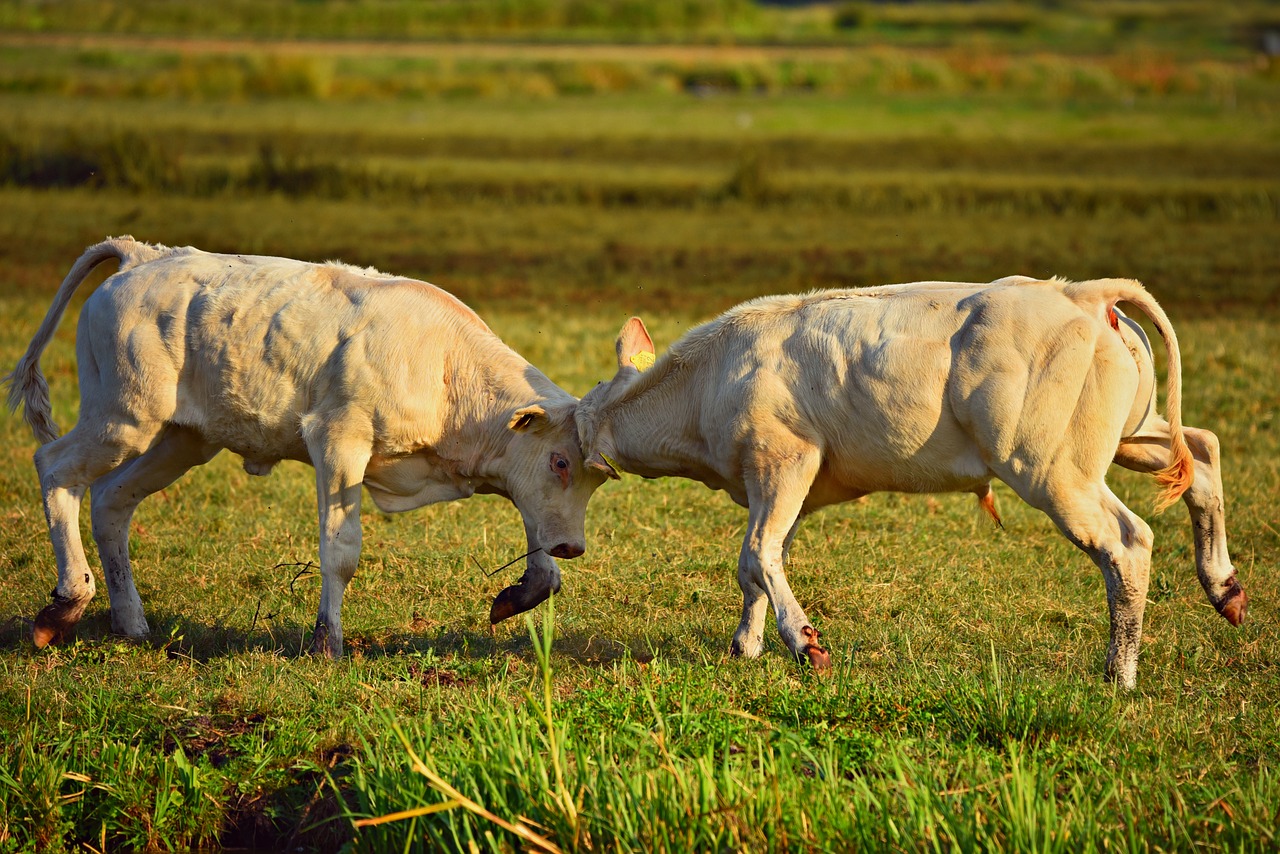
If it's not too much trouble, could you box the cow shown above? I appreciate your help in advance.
[574,276,1246,689]
[5,237,608,657]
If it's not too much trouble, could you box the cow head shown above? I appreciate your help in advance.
[503,398,609,560]
[575,316,656,480]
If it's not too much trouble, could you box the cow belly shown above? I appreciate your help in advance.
[814,442,991,505]
[172,381,308,465]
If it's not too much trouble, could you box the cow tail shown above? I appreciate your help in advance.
[4,236,151,445]
[1070,278,1193,512]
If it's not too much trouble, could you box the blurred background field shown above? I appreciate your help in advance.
[0,1,1278,851]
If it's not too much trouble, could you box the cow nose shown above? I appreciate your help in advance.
[549,542,585,559]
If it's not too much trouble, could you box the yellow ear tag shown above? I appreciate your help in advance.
[600,451,624,476]
[630,351,655,372]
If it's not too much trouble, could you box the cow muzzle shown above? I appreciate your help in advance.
[548,542,585,559]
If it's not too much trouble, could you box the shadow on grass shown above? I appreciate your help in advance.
[0,614,33,651]
[2,605,732,671]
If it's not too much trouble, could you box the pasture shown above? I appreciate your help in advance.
[1,4,1279,850]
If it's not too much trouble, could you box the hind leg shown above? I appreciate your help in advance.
[32,420,162,647]
[90,425,221,638]
[1115,422,1245,625]
[1016,479,1154,689]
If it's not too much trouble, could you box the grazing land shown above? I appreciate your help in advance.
[0,3,1278,850]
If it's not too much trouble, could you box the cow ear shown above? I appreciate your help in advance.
[587,452,621,480]
[616,317,655,372]
[508,405,548,432]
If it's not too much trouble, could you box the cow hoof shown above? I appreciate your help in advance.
[1217,585,1248,627]
[489,593,518,625]
[32,596,87,648]
[730,635,763,659]
[308,620,336,658]
[801,626,831,672]
[109,609,151,639]
[33,621,64,649]
[489,582,551,625]
[805,645,832,671]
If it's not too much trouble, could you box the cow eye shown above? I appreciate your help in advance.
[550,453,570,472]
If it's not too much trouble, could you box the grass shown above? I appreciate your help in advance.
[0,12,1278,852]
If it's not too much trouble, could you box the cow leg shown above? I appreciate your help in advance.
[1022,481,1154,690]
[734,445,830,669]
[1114,423,1246,626]
[730,517,801,660]
[304,422,372,659]
[490,518,562,624]
[31,421,160,647]
[89,426,221,638]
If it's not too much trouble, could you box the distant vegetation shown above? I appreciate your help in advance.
[4,0,1280,56]
[4,125,1277,217]
[1,32,1275,103]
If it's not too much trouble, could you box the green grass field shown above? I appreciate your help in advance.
[1,5,1279,851]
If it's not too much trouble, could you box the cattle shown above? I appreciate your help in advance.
[6,237,607,657]
[574,276,1246,689]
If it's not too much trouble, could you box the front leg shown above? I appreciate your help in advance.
[731,518,801,659]
[736,442,829,669]
[304,417,372,659]
[490,518,562,624]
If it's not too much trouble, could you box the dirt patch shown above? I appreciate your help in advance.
[164,712,267,767]
[407,662,473,689]
[222,744,356,852]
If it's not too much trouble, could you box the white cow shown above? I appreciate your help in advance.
[6,237,607,657]
[575,276,1246,689]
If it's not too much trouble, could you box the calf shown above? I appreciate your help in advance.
[574,277,1246,688]
[7,237,607,656]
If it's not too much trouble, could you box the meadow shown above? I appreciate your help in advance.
[1,3,1279,850]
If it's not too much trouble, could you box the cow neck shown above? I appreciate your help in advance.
[601,360,708,481]
[439,336,567,484]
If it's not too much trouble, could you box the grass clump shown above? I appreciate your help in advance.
[937,648,1118,751]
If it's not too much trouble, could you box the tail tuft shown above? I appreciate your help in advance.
[4,358,60,444]
[1153,436,1194,513]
